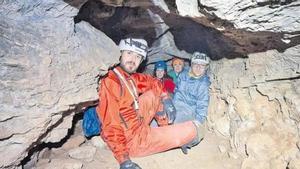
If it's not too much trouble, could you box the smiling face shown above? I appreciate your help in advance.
[120,50,143,74]
[191,63,207,77]
[155,69,165,79]
[173,63,184,73]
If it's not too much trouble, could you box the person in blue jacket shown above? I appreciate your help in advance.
[173,52,211,124]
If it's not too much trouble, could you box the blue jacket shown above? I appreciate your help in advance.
[173,68,211,123]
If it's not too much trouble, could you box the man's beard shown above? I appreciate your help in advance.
[120,61,138,74]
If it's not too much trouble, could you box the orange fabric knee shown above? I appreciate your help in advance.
[128,121,196,157]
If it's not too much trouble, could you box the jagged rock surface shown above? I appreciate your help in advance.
[1,0,300,168]
[175,0,203,17]
[151,0,170,13]
[147,10,190,64]
[0,0,119,168]
[208,45,300,169]
[198,0,300,32]
[75,0,300,63]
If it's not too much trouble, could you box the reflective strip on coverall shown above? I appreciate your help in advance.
[96,66,197,164]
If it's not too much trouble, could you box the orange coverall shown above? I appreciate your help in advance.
[96,66,197,164]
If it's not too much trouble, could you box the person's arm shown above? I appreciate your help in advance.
[132,73,175,124]
[163,78,175,94]
[173,72,185,102]
[195,79,210,123]
[132,73,167,98]
[96,78,129,164]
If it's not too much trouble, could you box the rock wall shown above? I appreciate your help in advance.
[208,45,300,168]
[175,0,203,17]
[1,0,300,168]
[172,0,300,167]
[198,0,300,32]
[0,0,119,168]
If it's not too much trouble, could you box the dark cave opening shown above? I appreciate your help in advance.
[20,100,99,169]
[74,0,157,46]
[20,112,83,168]
[72,0,300,61]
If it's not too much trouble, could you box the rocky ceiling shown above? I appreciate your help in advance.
[65,0,300,60]
[1,1,299,168]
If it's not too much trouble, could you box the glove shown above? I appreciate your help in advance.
[163,98,176,124]
[120,160,142,169]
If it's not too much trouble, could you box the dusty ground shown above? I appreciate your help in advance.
[35,120,243,169]
[87,132,242,169]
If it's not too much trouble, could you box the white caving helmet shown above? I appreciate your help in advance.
[191,52,210,65]
[118,38,148,60]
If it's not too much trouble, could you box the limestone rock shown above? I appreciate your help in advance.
[246,133,280,160]
[218,145,227,153]
[241,157,270,169]
[270,158,287,169]
[247,48,300,82]
[288,158,300,169]
[68,146,96,162]
[36,159,83,169]
[198,0,300,32]
[209,44,300,167]
[75,0,297,62]
[284,90,300,122]
[90,136,106,148]
[0,0,119,168]
[152,0,170,13]
[39,148,52,159]
[35,159,50,168]
[228,151,239,160]
[175,0,204,17]
[214,115,231,137]
[62,135,86,150]
[147,9,190,65]
[99,0,124,6]
[43,114,74,143]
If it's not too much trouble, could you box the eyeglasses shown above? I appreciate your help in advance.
[124,38,148,52]
[191,63,206,69]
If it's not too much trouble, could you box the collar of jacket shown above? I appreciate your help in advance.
[115,66,132,79]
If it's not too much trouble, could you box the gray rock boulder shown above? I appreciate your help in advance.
[68,146,96,162]
[198,0,300,32]
[175,0,204,17]
[36,158,83,169]
[0,0,119,168]
[209,45,300,169]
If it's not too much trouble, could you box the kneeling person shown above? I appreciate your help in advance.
[173,52,211,124]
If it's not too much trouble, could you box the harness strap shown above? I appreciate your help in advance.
[113,68,139,110]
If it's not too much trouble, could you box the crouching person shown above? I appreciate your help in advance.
[96,37,204,169]
[173,52,211,153]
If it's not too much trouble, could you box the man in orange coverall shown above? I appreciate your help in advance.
[96,37,205,169]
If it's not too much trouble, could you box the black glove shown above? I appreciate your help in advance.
[163,98,176,124]
[120,160,142,169]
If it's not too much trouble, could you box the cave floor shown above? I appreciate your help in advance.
[35,128,243,169]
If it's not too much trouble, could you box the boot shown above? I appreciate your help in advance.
[181,120,205,154]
